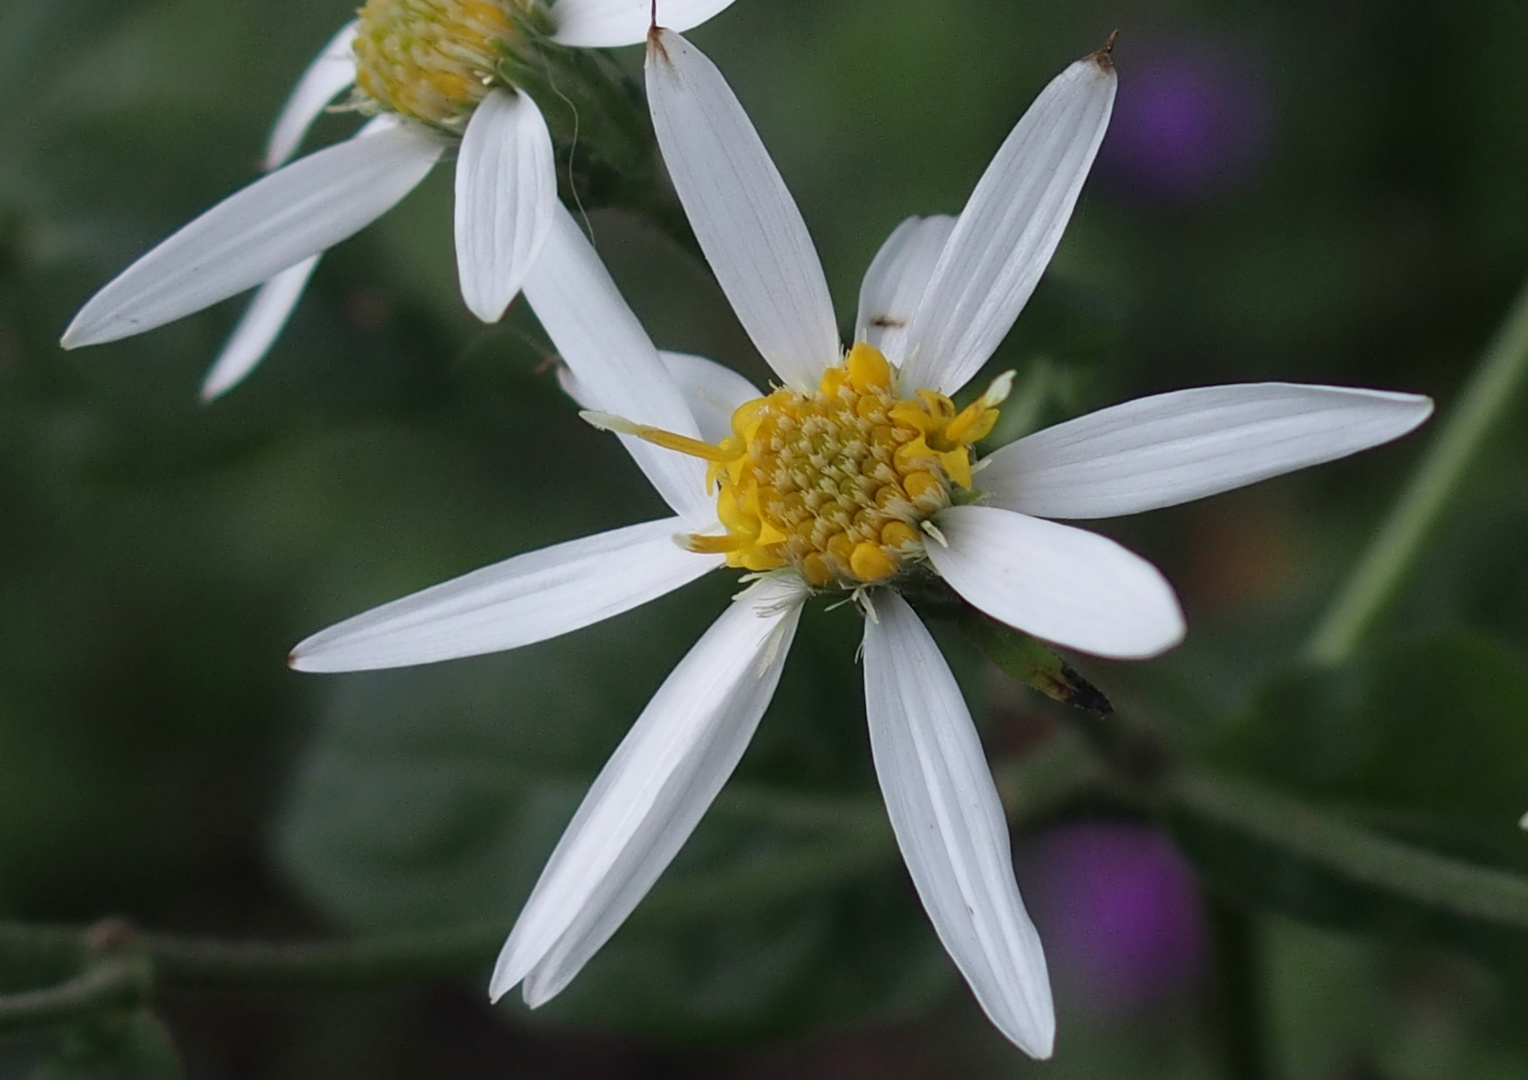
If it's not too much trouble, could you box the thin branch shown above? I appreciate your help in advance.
[0,956,148,1033]
[0,747,1099,1008]
[1168,770,1528,931]
[140,922,504,990]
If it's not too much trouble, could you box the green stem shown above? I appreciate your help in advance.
[141,922,504,990]
[1306,272,1528,665]
[0,749,1100,1016]
[0,956,148,1033]
[1167,770,1528,931]
[1203,892,1273,1080]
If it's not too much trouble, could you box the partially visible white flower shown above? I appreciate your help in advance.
[1520,811,1528,831]
[60,0,740,400]
[290,35,1432,1059]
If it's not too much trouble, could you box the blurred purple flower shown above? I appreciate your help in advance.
[1019,822,1205,1014]
[1099,40,1273,202]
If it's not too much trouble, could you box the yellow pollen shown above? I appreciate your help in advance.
[353,0,531,127]
[640,343,1009,589]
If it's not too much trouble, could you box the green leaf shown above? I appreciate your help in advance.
[1168,769,1528,964]
[32,1012,183,1080]
[1215,632,1528,865]
[1175,631,1528,970]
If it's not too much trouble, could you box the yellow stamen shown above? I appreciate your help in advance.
[685,534,744,555]
[609,343,1011,589]
[633,427,733,464]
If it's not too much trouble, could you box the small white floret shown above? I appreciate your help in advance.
[981,370,1017,408]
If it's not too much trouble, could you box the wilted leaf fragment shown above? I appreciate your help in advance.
[32,1011,184,1080]
[962,613,1113,716]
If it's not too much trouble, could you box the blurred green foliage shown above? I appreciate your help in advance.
[31,1011,182,1080]
[4,0,1528,1076]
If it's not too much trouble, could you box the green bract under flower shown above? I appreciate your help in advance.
[354,0,545,127]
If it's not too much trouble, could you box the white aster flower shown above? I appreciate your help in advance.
[289,34,1432,1057]
[59,0,738,400]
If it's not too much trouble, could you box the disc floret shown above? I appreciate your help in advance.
[354,0,545,128]
[602,343,1011,589]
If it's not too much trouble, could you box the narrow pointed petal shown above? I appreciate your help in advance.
[563,351,761,445]
[981,383,1435,520]
[62,125,443,349]
[864,592,1054,1057]
[289,517,719,673]
[900,52,1116,394]
[523,204,711,521]
[264,21,359,170]
[647,29,839,391]
[855,215,956,367]
[492,577,805,1005]
[198,255,320,401]
[929,505,1184,659]
[551,0,738,47]
[454,90,557,323]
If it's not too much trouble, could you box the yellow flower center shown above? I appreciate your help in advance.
[353,0,536,127]
[622,343,1010,589]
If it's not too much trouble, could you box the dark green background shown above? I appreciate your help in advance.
[3,0,1528,1075]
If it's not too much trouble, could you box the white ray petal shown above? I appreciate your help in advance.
[551,0,738,47]
[289,517,719,673]
[454,90,557,323]
[264,21,359,170]
[655,351,762,443]
[929,505,1184,659]
[981,383,1435,520]
[492,576,806,1005]
[647,29,839,392]
[524,204,711,521]
[62,125,443,349]
[900,52,1116,395]
[563,351,760,445]
[864,592,1054,1057]
[855,215,956,368]
[200,117,397,400]
[199,255,319,401]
